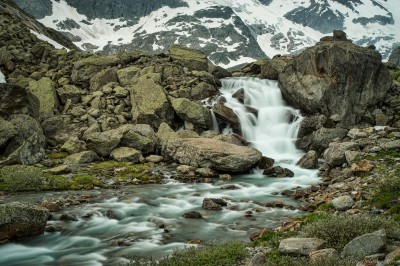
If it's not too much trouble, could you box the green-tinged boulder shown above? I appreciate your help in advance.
[0,46,14,66]
[0,83,39,118]
[208,64,231,79]
[156,122,177,147]
[28,77,59,120]
[64,151,100,165]
[61,136,86,154]
[0,117,17,148]
[1,115,45,165]
[41,116,82,145]
[0,202,49,244]
[163,138,262,173]
[110,147,143,163]
[130,76,173,129]
[169,45,208,71]
[0,165,45,191]
[85,128,124,157]
[342,229,386,257]
[119,124,158,155]
[191,82,218,100]
[117,66,141,86]
[57,85,85,104]
[71,54,121,85]
[89,68,118,91]
[169,97,212,129]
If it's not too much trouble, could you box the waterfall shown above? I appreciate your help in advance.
[217,77,305,164]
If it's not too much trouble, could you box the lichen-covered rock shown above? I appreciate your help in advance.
[279,238,325,256]
[169,97,212,129]
[169,45,208,71]
[190,82,218,100]
[130,76,173,129]
[164,137,262,173]
[89,67,118,91]
[0,83,39,118]
[117,66,141,86]
[342,229,386,257]
[1,115,45,165]
[61,136,86,154]
[0,117,17,148]
[57,84,85,104]
[28,77,59,120]
[64,151,100,165]
[0,202,50,244]
[323,142,359,167]
[110,147,142,162]
[85,128,124,157]
[279,39,391,127]
[332,195,354,211]
[119,124,158,155]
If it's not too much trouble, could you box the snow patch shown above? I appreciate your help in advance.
[30,30,69,51]
[0,70,6,83]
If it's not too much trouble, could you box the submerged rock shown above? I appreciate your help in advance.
[202,198,227,210]
[263,166,294,177]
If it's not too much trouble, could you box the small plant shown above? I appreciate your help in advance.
[0,165,45,191]
[71,174,101,189]
[253,230,297,248]
[44,174,72,190]
[302,213,398,251]
[264,250,356,266]
[128,242,247,266]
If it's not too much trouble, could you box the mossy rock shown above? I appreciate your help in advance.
[169,45,208,71]
[0,165,45,192]
[169,97,212,129]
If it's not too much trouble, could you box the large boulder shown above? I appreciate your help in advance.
[163,138,262,173]
[57,85,85,104]
[0,117,17,148]
[0,83,39,118]
[169,97,212,129]
[1,115,46,165]
[28,77,60,121]
[259,56,292,80]
[297,127,348,153]
[279,37,392,127]
[388,47,400,67]
[0,202,50,244]
[129,76,173,129]
[85,128,124,157]
[323,142,359,167]
[279,238,325,256]
[89,68,118,91]
[64,151,100,165]
[119,124,158,155]
[169,45,208,71]
[342,229,386,258]
[117,66,141,86]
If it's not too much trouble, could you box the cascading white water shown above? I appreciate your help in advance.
[217,77,305,163]
[0,78,320,266]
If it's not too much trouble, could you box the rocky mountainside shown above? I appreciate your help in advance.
[11,0,400,67]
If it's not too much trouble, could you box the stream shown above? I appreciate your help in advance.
[0,77,320,266]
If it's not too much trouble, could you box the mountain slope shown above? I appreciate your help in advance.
[12,0,400,67]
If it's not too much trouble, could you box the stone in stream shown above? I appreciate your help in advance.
[258,156,275,169]
[263,166,294,177]
[182,211,203,219]
[0,202,50,244]
[296,150,318,169]
[202,198,227,210]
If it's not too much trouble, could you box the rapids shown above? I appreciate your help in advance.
[0,77,319,265]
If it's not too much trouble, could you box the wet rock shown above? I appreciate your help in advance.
[0,202,50,244]
[176,165,195,174]
[332,195,354,211]
[190,82,218,100]
[182,211,202,219]
[263,166,294,177]
[45,224,64,233]
[265,201,285,208]
[221,184,240,190]
[195,167,217,177]
[208,64,231,79]
[232,88,244,103]
[202,198,227,210]
[296,150,318,169]
[212,104,239,126]
[164,138,262,173]
[258,156,275,169]
[41,200,61,212]
[60,213,78,222]
[279,238,325,256]
[64,151,100,165]
[342,229,386,258]
[110,147,142,163]
[219,174,232,180]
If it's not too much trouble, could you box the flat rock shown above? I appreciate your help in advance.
[279,238,325,256]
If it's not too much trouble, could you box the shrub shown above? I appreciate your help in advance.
[71,174,101,189]
[129,242,247,266]
[44,174,72,190]
[0,165,45,191]
[302,213,398,251]
[265,250,356,266]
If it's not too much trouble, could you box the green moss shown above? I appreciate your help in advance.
[0,165,45,192]
[129,242,247,266]
[253,230,297,248]
[44,174,72,190]
[47,152,69,160]
[91,161,152,182]
[71,174,101,189]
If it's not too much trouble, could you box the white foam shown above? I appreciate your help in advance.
[0,70,6,83]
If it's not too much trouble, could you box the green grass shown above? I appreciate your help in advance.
[71,174,101,189]
[253,230,297,248]
[129,242,247,266]
[0,165,45,191]
[47,152,70,160]
[264,250,356,266]
[91,161,154,182]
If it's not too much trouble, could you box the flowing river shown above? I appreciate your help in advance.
[0,77,319,265]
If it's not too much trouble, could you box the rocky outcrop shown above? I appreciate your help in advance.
[0,202,50,244]
[164,138,262,173]
[279,31,392,127]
